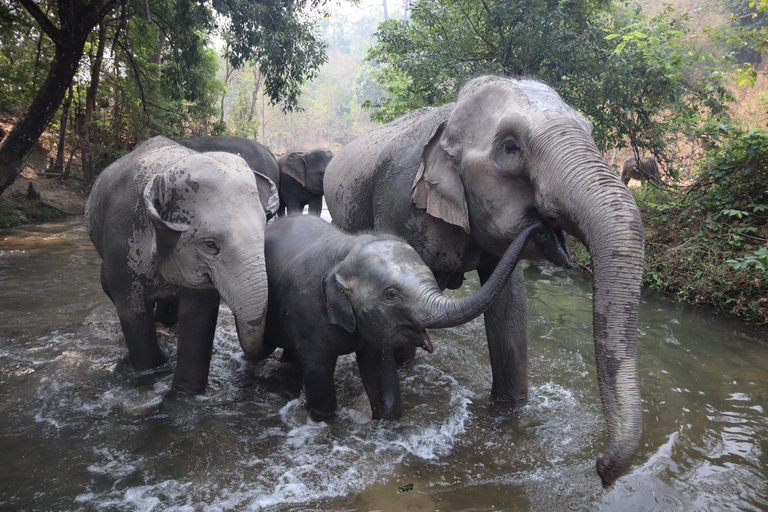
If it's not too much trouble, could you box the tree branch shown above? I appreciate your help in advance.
[17,0,61,46]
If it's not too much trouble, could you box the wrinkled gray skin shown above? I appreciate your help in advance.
[277,148,334,215]
[622,156,661,185]
[86,136,279,393]
[324,76,645,488]
[177,136,280,212]
[262,215,546,421]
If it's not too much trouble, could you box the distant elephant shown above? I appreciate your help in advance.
[262,215,547,421]
[85,136,279,393]
[621,156,661,185]
[177,136,280,210]
[324,76,645,488]
[277,148,334,215]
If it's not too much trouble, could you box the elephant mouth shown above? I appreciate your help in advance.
[419,329,434,353]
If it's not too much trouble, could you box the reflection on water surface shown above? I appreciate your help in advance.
[1,218,767,511]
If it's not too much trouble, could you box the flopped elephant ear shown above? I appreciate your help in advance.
[282,152,307,187]
[253,171,280,219]
[321,264,356,333]
[411,122,470,233]
[143,175,189,263]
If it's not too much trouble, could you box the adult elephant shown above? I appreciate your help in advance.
[324,76,645,488]
[86,136,279,393]
[277,148,334,215]
[178,135,280,199]
[622,156,662,185]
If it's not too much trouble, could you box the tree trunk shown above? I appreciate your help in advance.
[0,39,87,195]
[80,21,108,185]
[52,86,74,173]
[382,0,389,20]
[247,69,263,124]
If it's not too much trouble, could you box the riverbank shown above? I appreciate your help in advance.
[0,173,87,228]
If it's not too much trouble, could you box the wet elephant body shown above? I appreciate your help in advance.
[262,215,544,421]
[324,76,645,487]
[277,149,334,215]
[86,136,279,393]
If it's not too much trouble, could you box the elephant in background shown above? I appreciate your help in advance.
[277,148,334,215]
[177,136,280,215]
[86,136,279,393]
[324,76,645,488]
[262,215,548,421]
[622,156,662,185]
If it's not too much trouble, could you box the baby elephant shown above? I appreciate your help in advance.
[621,156,661,185]
[262,215,546,421]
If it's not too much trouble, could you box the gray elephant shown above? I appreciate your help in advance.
[262,215,546,421]
[85,136,279,393]
[177,135,280,201]
[277,148,334,215]
[324,76,645,488]
[621,156,661,185]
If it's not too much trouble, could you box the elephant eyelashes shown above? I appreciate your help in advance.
[382,287,401,303]
[203,240,220,254]
[503,140,521,154]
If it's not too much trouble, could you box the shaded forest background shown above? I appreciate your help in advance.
[0,0,766,323]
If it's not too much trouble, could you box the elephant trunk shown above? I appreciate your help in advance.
[212,248,269,359]
[420,222,545,329]
[529,120,644,488]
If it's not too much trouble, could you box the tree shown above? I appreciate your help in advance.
[0,0,329,196]
[364,0,733,173]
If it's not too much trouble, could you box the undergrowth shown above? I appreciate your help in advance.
[0,198,68,228]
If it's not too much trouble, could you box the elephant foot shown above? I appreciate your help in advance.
[308,406,336,423]
[489,390,529,409]
[170,375,208,395]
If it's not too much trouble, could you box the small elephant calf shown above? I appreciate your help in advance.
[262,215,546,421]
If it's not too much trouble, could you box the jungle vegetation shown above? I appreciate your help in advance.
[0,0,765,323]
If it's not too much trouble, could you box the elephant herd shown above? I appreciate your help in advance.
[85,76,645,489]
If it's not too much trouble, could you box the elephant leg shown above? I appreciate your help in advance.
[154,296,179,327]
[100,263,114,303]
[302,354,338,421]
[172,289,220,393]
[477,254,529,406]
[356,347,402,420]
[308,196,323,216]
[114,298,167,371]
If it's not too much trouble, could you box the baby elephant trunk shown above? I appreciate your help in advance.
[422,222,546,328]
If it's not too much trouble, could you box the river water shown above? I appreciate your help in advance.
[1,217,767,511]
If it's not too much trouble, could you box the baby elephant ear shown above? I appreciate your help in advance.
[282,152,307,187]
[321,265,356,333]
[412,121,470,233]
[143,174,189,262]
[253,171,280,219]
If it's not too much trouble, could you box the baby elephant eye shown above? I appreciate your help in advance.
[203,240,220,253]
[504,140,520,154]
[383,287,400,302]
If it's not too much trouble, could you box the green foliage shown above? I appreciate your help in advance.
[0,200,27,228]
[364,0,733,177]
[637,125,767,324]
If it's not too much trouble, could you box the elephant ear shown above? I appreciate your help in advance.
[282,152,307,187]
[411,122,470,233]
[253,171,280,219]
[143,174,189,263]
[321,265,356,333]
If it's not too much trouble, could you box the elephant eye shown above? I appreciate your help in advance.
[504,140,520,154]
[203,240,220,254]
[382,287,401,303]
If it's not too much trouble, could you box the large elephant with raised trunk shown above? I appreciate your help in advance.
[262,215,547,421]
[86,136,279,393]
[324,76,645,488]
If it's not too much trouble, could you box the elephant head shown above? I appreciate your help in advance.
[322,222,546,351]
[142,151,279,357]
[280,149,334,196]
[412,77,644,488]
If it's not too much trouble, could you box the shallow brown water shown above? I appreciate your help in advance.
[1,217,767,511]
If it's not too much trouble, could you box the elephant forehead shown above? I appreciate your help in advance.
[355,240,434,279]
